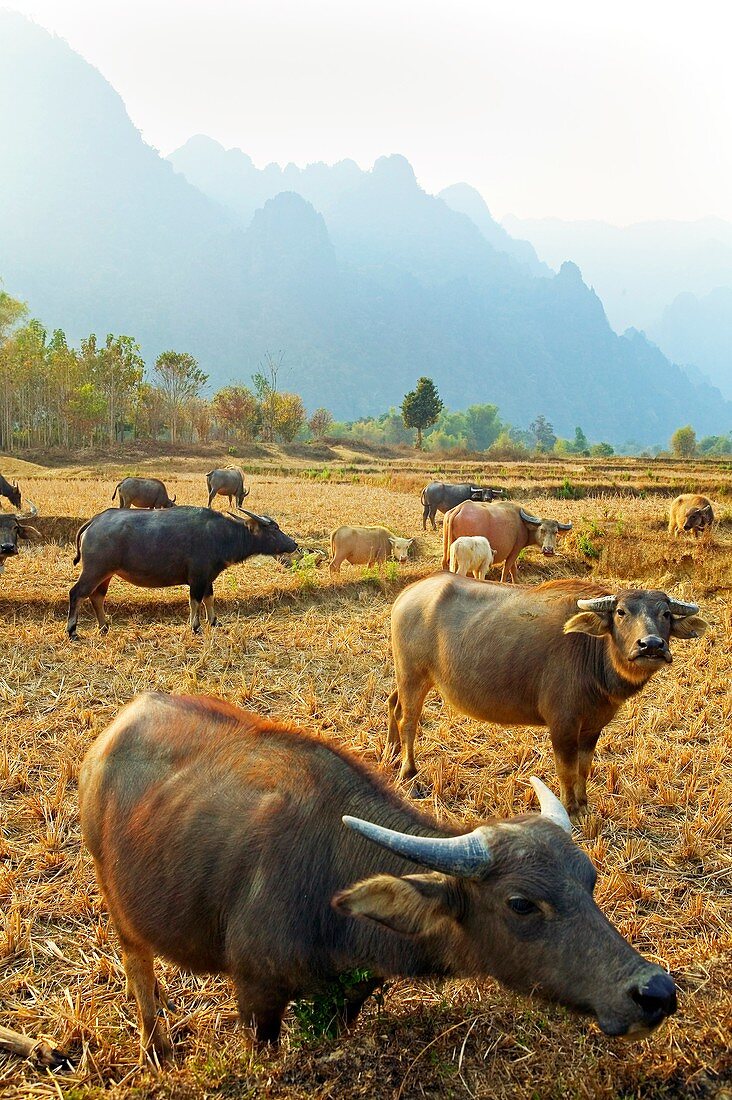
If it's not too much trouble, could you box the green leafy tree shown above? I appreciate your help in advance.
[154,350,208,443]
[83,333,145,444]
[529,414,557,453]
[573,426,589,454]
[401,376,444,449]
[670,425,697,458]
[590,441,614,457]
[273,392,306,442]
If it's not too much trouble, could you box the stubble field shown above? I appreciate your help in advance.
[0,449,730,1099]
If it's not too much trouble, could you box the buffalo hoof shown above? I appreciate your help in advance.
[99,624,109,636]
[192,626,203,636]
[68,630,79,643]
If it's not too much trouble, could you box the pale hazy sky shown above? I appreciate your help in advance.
[5,0,731,224]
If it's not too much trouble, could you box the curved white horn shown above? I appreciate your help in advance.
[577,595,616,613]
[529,777,572,834]
[17,499,38,519]
[342,816,494,878]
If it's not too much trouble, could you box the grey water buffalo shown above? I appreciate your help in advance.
[68,506,297,638]
[442,500,572,582]
[111,477,176,509]
[388,575,706,814]
[207,468,249,509]
[0,500,39,574]
[330,526,414,573]
[668,494,714,537]
[79,691,677,1061]
[0,474,22,510]
[448,535,495,580]
[421,482,503,531]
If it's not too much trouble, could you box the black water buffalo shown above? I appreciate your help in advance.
[0,474,22,510]
[0,501,39,575]
[79,691,677,1061]
[207,468,249,508]
[68,506,297,638]
[388,576,707,814]
[112,477,176,509]
[421,482,503,530]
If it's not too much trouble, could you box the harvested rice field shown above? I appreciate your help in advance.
[0,449,731,1099]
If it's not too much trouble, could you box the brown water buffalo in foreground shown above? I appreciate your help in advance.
[207,467,249,508]
[330,525,414,572]
[68,506,297,638]
[112,476,176,509]
[79,692,677,1061]
[442,501,572,582]
[668,494,714,537]
[0,500,39,575]
[388,575,706,814]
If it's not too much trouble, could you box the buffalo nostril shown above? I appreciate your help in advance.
[0,544,16,554]
[637,635,664,652]
[630,972,677,1022]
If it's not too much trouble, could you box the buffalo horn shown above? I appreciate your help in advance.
[242,487,251,498]
[17,499,38,519]
[341,816,494,878]
[557,521,573,531]
[519,508,541,526]
[530,776,572,834]
[235,507,273,526]
[668,598,699,617]
[576,595,617,613]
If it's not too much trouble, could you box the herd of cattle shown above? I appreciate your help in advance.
[0,467,717,1064]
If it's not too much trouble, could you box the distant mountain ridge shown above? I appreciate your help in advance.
[1,11,729,446]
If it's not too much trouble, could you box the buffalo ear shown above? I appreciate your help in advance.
[563,611,611,638]
[670,614,708,639]
[17,524,41,541]
[332,873,459,936]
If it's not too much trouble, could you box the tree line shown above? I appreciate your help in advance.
[1,289,729,456]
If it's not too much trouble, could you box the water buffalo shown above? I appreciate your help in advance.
[79,691,677,1061]
[421,482,503,531]
[388,575,706,814]
[0,474,22,510]
[68,506,297,638]
[207,468,249,509]
[442,500,572,582]
[112,477,176,509]
[668,494,714,537]
[0,500,39,574]
[448,535,495,580]
[329,526,414,573]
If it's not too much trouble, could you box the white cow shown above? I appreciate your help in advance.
[448,535,495,580]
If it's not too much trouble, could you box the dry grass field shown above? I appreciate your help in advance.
[0,448,730,1099]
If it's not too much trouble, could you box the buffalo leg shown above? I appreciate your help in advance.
[394,678,431,781]
[202,584,217,626]
[68,572,108,640]
[549,723,582,816]
[576,729,603,810]
[121,942,173,1064]
[188,579,208,634]
[501,550,520,583]
[385,689,402,759]
[234,981,289,1046]
[207,488,216,508]
[89,579,111,634]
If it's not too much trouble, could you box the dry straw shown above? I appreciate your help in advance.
[1,453,730,1098]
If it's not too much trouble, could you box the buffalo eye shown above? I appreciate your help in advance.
[507,897,539,916]
[615,608,626,618]
[662,610,671,620]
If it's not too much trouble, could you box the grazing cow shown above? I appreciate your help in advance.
[448,535,495,580]
[0,474,22,510]
[330,526,414,573]
[0,500,39,574]
[668,494,714,538]
[207,468,249,509]
[79,692,677,1061]
[442,501,572,582]
[388,575,706,814]
[111,477,176,509]
[421,482,504,531]
[68,507,297,638]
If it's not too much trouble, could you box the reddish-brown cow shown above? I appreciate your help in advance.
[442,501,571,582]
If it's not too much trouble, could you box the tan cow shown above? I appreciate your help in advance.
[448,535,495,580]
[329,526,414,573]
[442,501,572,582]
[668,494,714,537]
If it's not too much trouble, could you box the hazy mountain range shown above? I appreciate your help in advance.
[504,215,732,397]
[1,11,729,446]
